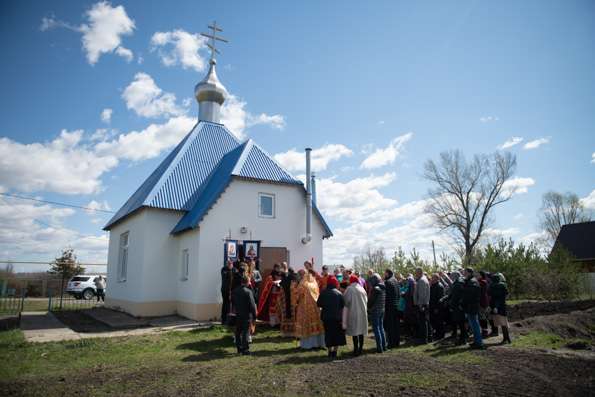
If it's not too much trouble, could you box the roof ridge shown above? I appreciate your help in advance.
[246,141,303,184]
[143,121,201,205]
[230,139,254,175]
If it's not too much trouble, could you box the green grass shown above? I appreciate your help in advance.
[512,331,591,350]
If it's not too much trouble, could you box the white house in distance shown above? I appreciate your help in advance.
[103,24,332,321]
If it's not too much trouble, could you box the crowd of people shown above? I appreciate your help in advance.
[221,259,510,357]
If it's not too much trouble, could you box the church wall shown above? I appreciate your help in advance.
[194,178,325,310]
[175,228,201,304]
[137,207,185,302]
[105,209,147,304]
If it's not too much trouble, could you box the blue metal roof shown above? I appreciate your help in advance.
[105,121,332,238]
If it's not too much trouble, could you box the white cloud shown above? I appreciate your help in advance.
[501,176,535,195]
[40,2,135,64]
[360,133,413,169]
[498,136,523,150]
[81,2,135,64]
[248,113,286,130]
[114,46,133,62]
[0,197,108,267]
[316,173,397,223]
[95,116,196,161]
[580,189,595,210]
[274,144,353,172]
[523,137,549,150]
[150,30,207,72]
[0,130,118,195]
[122,73,184,119]
[220,94,285,139]
[591,152,595,164]
[480,116,499,123]
[100,108,112,124]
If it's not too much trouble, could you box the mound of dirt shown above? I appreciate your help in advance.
[508,299,595,321]
[512,307,595,340]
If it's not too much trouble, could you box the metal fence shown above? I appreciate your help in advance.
[0,289,26,315]
[47,288,104,312]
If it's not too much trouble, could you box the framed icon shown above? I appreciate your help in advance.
[225,240,238,262]
[243,240,260,260]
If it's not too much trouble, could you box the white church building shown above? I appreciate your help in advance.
[103,25,332,321]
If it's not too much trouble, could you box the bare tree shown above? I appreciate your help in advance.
[539,191,591,246]
[423,150,517,264]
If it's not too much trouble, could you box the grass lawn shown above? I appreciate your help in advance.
[1,325,593,397]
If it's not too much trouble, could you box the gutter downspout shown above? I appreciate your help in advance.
[302,148,312,244]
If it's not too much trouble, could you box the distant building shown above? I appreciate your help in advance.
[103,25,332,321]
[551,221,595,272]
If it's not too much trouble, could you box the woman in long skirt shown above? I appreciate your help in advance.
[317,276,346,359]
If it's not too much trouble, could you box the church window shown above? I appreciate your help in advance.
[181,249,189,281]
[118,232,129,282]
[259,193,275,218]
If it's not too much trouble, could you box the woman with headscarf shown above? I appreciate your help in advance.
[343,274,368,356]
[368,273,387,353]
[488,273,511,344]
[294,269,325,349]
[317,276,346,359]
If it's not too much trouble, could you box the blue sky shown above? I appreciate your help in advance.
[0,1,593,272]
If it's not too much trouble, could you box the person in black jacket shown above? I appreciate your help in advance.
[447,271,468,345]
[488,273,511,344]
[462,268,485,349]
[429,274,445,340]
[220,259,236,323]
[383,269,400,348]
[231,276,257,355]
[317,276,346,359]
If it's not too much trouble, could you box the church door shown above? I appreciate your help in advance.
[259,247,288,276]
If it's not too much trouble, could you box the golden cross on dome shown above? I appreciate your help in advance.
[200,21,228,63]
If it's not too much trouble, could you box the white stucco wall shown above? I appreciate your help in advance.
[106,207,184,304]
[192,177,325,306]
[106,210,146,303]
[106,177,328,318]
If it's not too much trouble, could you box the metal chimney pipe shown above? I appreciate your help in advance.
[311,172,317,206]
[302,148,312,244]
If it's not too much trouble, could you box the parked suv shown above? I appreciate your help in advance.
[66,275,105,300]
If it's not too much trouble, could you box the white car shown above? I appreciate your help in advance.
[66,275,105,300]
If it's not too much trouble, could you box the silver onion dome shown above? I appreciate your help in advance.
[195,59,227,123]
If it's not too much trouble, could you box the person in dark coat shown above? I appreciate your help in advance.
[462,268,485,349]
[231,276,257,355]
[447,271,468,345]
[368,273,387,353]
[383,269,401,348]
[478,271,490,338]
[220,259,236,323]
[488,273,511,344]
[429,274,445,340]
[317,276,346,359]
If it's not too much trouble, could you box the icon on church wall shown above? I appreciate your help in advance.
[244,240,260,260]
[225,240,238,262]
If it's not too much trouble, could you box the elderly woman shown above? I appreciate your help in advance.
[317,276,346,359]
[368,273,387,353]
[343,274,368,356]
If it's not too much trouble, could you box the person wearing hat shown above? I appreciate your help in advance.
[489,273,511,344]
[462,268,485,349]
[343,274,368,356]
[317,276,346,359]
